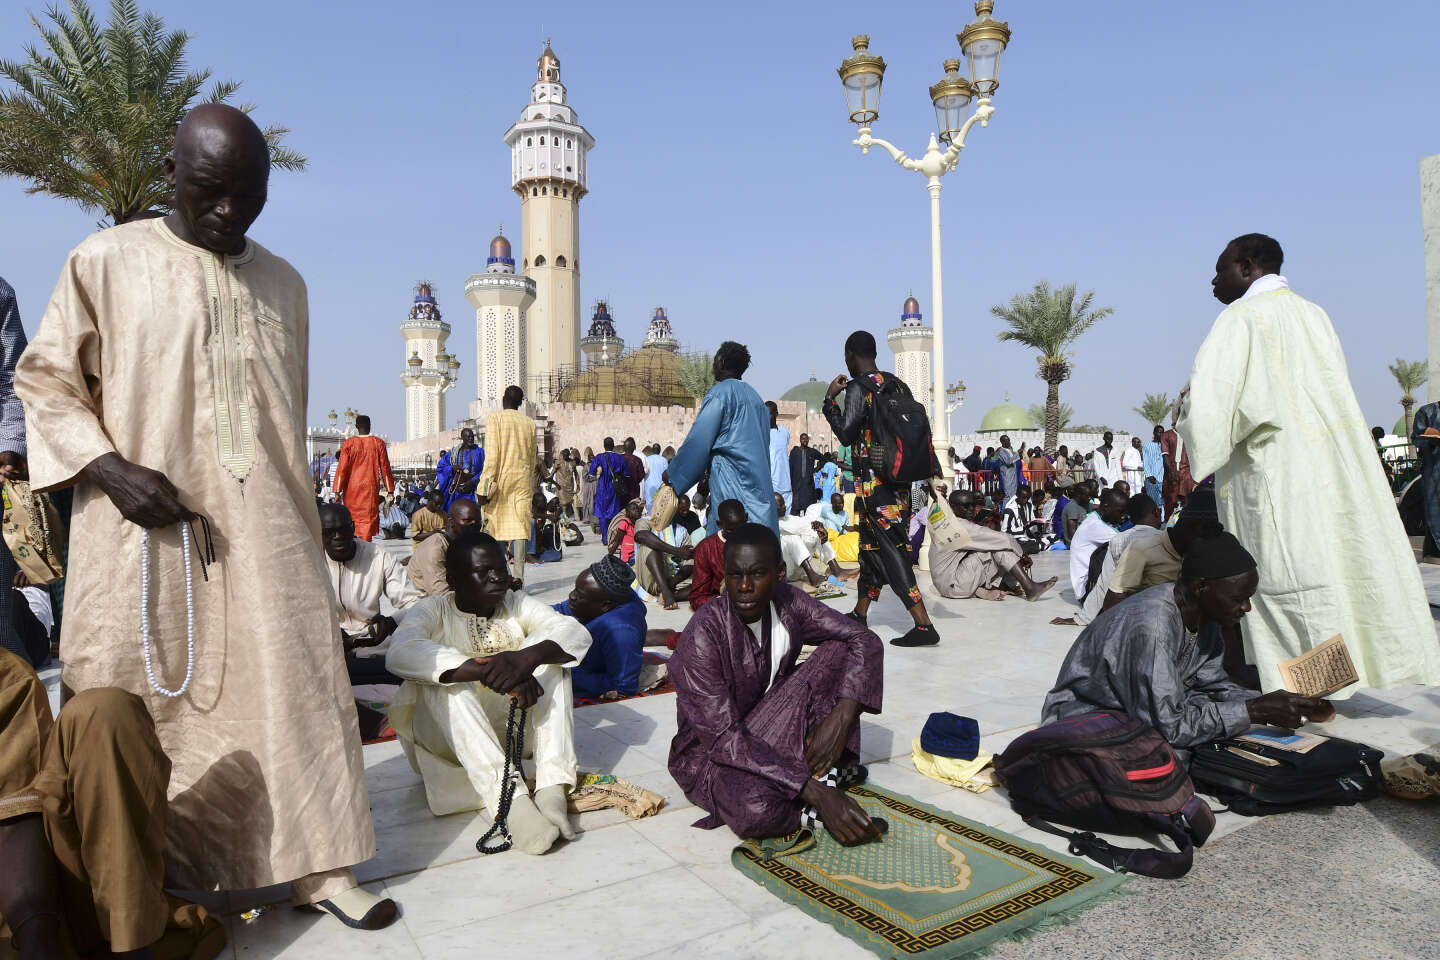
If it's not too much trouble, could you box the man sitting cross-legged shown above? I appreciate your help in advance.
[689,498,747,612]
[632,503,696,611]
[775,492,854,588]
[668,523,885,846]
[385,529,592,854]
[409,488,448,541]
[557,556,650,700]
[408,498,483,596]
[929,488,1057,602]
[1041,532,1330,762]
[321,503,421,686]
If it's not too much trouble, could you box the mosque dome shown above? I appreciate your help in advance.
[1394,414,1408,437]
[977,401,1033,433]
[486,229,516,273]
[561,340,694,408]
[780,375,843,413]
[489,234,511,260]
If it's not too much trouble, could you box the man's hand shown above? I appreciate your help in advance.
[369,615,398,644]
[342,630,382,653]
[1246,691,1334,728]
[800,780,881,846]
[0,451,27,482]
[83,452,194,528]
[469,649,539,695]
[826,375,848,400]
[507,676,544,710]
[805,698,861,776]
[12,569,31,590]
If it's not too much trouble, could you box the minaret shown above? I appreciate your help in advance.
[400,282,458,441]
[887,293,933,416]
[465,229,537,418]
[504,42,595,402]
[579,300,623,369]
[642,306,679,352]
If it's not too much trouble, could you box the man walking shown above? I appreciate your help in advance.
[478,385,537,582]
[333,413,394,541]
[789,432,821,515]
[436,427,484,511]
[589,437,629,540]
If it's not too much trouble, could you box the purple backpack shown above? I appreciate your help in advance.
[995,711,1214,878]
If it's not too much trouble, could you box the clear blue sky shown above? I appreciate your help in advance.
[4,0,1438,440]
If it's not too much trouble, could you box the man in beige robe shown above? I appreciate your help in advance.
[478,385,537,582]
[407,499,482,596]
[13,105,394,929]
[927,489,1056,602]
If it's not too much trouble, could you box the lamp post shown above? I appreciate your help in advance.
[837,1,1011,480]
[945,379,967,444]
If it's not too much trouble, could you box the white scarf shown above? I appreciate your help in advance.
[1241,273,1289,300]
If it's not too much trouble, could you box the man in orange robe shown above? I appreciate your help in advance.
[334,414,394,540]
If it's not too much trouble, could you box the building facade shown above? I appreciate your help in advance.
[504,44,595,402]
[888,294,934,418]
[399,283,459,442]
[464,231,536,421]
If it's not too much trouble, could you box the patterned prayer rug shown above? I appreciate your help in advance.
[732,784,1126,959]
[573,651,675,708]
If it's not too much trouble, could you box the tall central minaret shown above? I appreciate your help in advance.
[504,42,594,402]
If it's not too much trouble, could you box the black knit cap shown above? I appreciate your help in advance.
[590,555,635,601]
[1180,531,1256,581]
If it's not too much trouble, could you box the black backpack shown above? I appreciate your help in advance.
[602,456,626,505]
[1189,730,1383,815]
[856,373,935,484]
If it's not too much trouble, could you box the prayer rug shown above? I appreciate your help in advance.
[573,651,675,708]
[732,783,1126,959]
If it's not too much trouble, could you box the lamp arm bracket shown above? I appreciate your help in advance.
[853,129,912,167]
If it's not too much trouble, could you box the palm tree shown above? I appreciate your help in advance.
[0,0,306,225]
[1026,402,1073,432]
[1132,393,1172,429]
[674,351,715,402]
[993,281,1113,455]
[1388,358,1428,438]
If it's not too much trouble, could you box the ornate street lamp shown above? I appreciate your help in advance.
[929,59,973,147]
[837,36,886,127]
[957,0,1010,96]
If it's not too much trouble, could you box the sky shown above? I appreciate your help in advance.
[3,0,1439,441]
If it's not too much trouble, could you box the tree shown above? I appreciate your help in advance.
[1026,402,1073,432]
[0,0,306,225]
[1388,358,1428,439]
[674,351,715,402]
[1132,393,1172,429]
[993,281,1113,456]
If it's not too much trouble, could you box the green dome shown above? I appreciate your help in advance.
[977,402,1034,433]
[781,378,842,413]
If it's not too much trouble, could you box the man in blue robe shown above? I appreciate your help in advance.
[1142,425,1166,517]
[435,427,484,510]
[667,341,778,535]
[557,556,649,699]
[588,436,630,540]
[1412,401,1440,558]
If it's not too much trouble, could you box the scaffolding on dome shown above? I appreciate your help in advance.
[530,362,578,405]
[553,341,701,408]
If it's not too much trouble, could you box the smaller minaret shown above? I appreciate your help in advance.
[579,300,624,368]
[400,282,459,441]
[887,292,934,417]
[642,306,679,352]
[465,229,536,419]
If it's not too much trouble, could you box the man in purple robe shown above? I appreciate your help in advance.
[668,524,885,846]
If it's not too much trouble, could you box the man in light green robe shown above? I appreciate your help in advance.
[1177,234,1440,696]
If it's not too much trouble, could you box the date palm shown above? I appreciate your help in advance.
[674,351,715,402]
[1026,402,1072,432]
[0,0,305,226]
[993,281,1113,456]
[1132,393,1172,429]
[1388,358,1428,439]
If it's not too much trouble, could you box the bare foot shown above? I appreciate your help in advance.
[1025,577,1058,601]
[974,587,1006,601]
[839,567,860,580]
[1050,616,1077,626]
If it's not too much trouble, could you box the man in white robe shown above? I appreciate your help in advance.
[386,529,591,854]
[13,106,391,928]
[1177,233,1440,695]
[320,504,420,686]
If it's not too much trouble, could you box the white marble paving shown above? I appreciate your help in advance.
[166,542,1438,959]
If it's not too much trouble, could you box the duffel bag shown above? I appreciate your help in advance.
[1190,729,1382,815]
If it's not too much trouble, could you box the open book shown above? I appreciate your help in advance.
[1277,634,1358,699]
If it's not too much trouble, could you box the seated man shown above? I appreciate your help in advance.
[408,499,482,596]
[0,649,223,959]
[1060,479,1094,546]
[321,504,422,686]
[380,496,409,540]
[633,505,695,611]
[606,499,645,563]
[1041,533,1328,761]
[929,489,1056,601]
[668,523,885,846]
[527,492,564,564]
[690,498,746,613]
[820,493,856,536]
[408,488,448,541]
[673,494,702,536]
[1068,487,1128,598]
[1053,492,1165,627]
[775,493,847,588]
[1099,487,1220,614]
[385,529,592,854]
[557,557,649,699]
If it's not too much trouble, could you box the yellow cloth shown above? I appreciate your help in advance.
[832,530,860,563]
[1177,287,1440,695]
[479,409,537,541]
[910,738,994,793]
[12,218,374,889]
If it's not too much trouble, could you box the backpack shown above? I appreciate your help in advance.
[1189,731,1383,816]
[855,373,935,484]
[602,455,626,505]
[995,711,1214,878]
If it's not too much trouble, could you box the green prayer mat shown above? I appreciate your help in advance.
[732,784,1127,959]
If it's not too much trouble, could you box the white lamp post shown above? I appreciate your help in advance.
[945,379,967,442]
[837,1,1011,479]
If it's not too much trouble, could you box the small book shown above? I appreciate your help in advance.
[1236,727,1328,755]
[1277,634,1358,699]
[1424,427,1440,438]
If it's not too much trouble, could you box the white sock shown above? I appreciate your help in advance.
[504,792,560,855]
[535,784,577,840]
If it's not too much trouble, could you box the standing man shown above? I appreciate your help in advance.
[588,437,629,540]
[643,443,668,511]
[436,427,484,511]
[0,277,35,665]
[14,105,395,929]
[1179,233,1440,693]
[333,414,394,541]
[992,435,1022,501]
[1141,425,1166,515]
[1121,436,1145,491]
[667,341,777,534]
[824,331,943,647]
[1412,400,1440,557]
[789,432,821,515]
[621,438,646,506]
[1159,407,1194,518]
[766,402,792,514]
[478,385,537,583]
[1090,431,1121,488]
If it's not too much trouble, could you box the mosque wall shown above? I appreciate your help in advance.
[1423,154,1440,391]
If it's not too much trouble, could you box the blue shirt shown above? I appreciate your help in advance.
[817,462,839,501]
[667,378,778,535]
[820,502,850,534]
[555,596,648,699]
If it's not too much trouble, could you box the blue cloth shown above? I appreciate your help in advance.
[436,445,484,510]
[556,596,648,699]
[643,453,668,509]
[817,462,839,501]
[667,378,778,535]
[1141,441,1164,483]
[0,278,28,458]
[820,502,850,534]
[769,425,791,505]
[1052,495,1070,539]
[528,519,563,562]
[589,450,629,535]
[920,712,980,761]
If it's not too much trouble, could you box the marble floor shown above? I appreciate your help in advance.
[50,542,1440,959]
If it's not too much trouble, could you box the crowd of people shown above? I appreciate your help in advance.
[0,104,1437,959]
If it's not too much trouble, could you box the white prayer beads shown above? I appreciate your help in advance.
[140,523,195,698]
